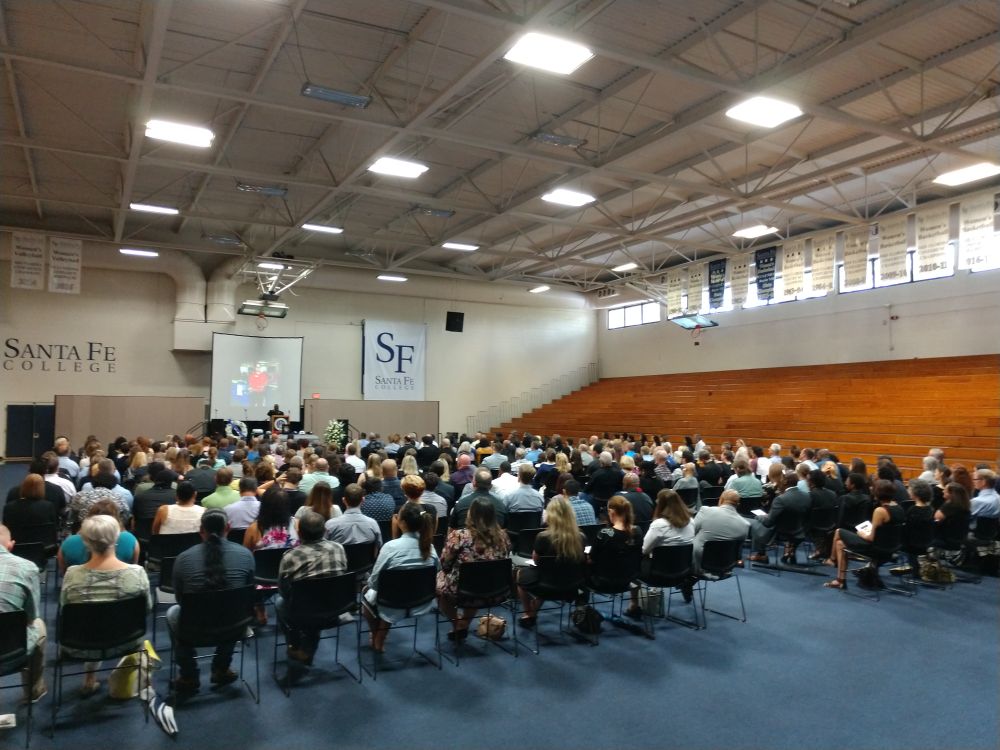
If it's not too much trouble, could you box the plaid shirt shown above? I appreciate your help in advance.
[278,540,348,596]
[569,496,597,526]
[0,547,42,652]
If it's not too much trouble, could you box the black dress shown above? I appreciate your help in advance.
[840,503,904,559]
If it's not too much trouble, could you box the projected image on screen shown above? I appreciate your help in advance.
[211,334,303,422]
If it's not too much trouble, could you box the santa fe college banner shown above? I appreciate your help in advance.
[362,320,427,401]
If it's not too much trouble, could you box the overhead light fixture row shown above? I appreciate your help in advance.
[612,262,638,272]
[504,32,594,75]
[733,224,779,239]
[377,274,407,282]
[302,223,344,234]
[119,248,159,258]
[529,285,550,293]
[442,242,479,251]
[368,157,428,178]
[129,202,178,215]
[542,188,596,207]
[933,162,1000,187]
[144,119,214,148]
[726,96,803,128]
[300,82,371,108]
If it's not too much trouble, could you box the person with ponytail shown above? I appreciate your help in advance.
[361,502,439,652]
[167,508,255,693]
[590,494,643,570]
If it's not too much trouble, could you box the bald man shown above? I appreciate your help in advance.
[691,490,750,574]
[298,457,339,495]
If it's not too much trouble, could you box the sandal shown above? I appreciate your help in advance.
[446,628,469,642]
[518,615,537,629]
[823,579,847,590]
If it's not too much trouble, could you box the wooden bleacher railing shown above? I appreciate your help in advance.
[495,355,1000,477]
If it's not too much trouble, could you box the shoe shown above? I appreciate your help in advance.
[748,553,768,563]
[446,629,469,642]
[286,647,314,666]
[170,676,200,694]
[823,579,847,590]
[20,686,47,705]
[780,555,794,565]
[624,606,644,620]
[518,616,537,629]
[210,668,238,686]
[889,565,912,576]
[681,584,694,604]
[78,681,101,698]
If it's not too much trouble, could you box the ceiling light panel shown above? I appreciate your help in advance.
[504,32,594,75]
[725,97,803,128]
[442,242,479,251]
[932,163,1000,186]
[733,224,779,239]
[129,202,178,215]
[144,119,214,147]
[368,157,428,178]
[302,223,344,234]
[542,188,596,207]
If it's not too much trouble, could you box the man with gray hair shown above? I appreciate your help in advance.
[452,469,507,528]
[298,457,338,495]
[585,451,623,515]
[653,449,673,484]
[918,456,939,483]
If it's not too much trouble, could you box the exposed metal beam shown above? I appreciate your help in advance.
[112,0,172,242]
[0,1,42,218]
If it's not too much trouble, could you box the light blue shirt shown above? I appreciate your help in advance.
[364,532,439,623]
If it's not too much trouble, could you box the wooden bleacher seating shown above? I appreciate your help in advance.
[496,355,1000,478]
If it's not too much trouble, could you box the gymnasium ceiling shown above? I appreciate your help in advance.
[1,0,998,297]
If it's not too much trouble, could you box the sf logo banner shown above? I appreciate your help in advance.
[363,321,426,401]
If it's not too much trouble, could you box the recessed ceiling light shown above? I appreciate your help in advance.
[368,157,428,178]
[504,32,594,75]
[733,224,779,239]
[725,96,803,128]
[377,274,407,282]
[301,223,344,234]
[119,248,159,257]
[529,285,550,293]
[129,202,178,215]
[933,162,1000,186]
[542,188,596,207]
[257,262,286,270]
[144,119,214,148]
[442,242,479,251]
[612,262,638,272]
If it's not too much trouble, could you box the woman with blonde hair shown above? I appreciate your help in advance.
[516,496,586,627]
[400,453,420,478]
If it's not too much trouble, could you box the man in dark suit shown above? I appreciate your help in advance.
[586,451,623,515]
[415,435,440,471]
[749,470,812,563]
[696,450,722,487]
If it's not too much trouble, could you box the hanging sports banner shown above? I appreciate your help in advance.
[665,271,684,317]
[877,216,909,283]
[754,247,776,300]
[708,259,727,309]
[362,320,426,400]
[685,263,704,312]
[959,194,998,271]
[730,254,749,306]
[10,232,45,290]
[915,206,952,277]
[810,235,835,293]
[782,241,805,297]
[843,229,870,288]
[47,237,82,294]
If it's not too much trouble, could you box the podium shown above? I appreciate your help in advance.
[270,414,289,434]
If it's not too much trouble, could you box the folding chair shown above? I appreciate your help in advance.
[273,572,360,693]
[587,542,642,642]
[698,538,747,627]
[0,610,37,747]
[51,596,149,734]
[515,557,589,654]
[701,487,724,507]
[360,566,440,680]
[438,558,516,664]
[635,544,700,636]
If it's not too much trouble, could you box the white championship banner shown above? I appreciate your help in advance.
[362,320,427,401]
[10,232,45,290]
[810,235,835,293]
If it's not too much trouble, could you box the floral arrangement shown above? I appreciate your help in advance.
[225,419,248,439]
[324,419,346,450]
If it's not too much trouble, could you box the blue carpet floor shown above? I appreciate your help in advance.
[1,462,997,749]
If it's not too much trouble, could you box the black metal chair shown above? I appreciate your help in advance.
[272,572,360,693]
[805,505,839,563]
[51,596,149,734]
[931,510,979,583]
[9,524,57,557]
[586,542,642,642]
[737,495,762,518]
[146,533,201,566]
[701,487,724,506]
[676,487,700,513]
[439,558,516,664]
[226,528,247,546]
[843,522,912,601]
[504,511,542,548]
[963,517,999,582]
[578,524,604,547]
[0,610,37,747]
[253,548,288,588]
[151,556,178,649]
[360,566,440,680]
[635,544,700,636]
[753,508,811,576]
[515,557,588,654]
[377,520,394,544]
[512,528,544,559]
[698,538,746,627]
[343,542,378,577]
[169,585,258,702]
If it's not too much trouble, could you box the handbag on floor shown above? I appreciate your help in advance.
[477,614,507,640]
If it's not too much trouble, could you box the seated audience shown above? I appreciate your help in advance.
[224,477,261,530]
[691,489,750,574]
[971,469,999,519]
[131,468,177,530]
[749,468,811,564]
[59,499,140,573]
[3,474,58,532]
[550,479,597,527]
[725,458,763,497]
[505,464,545,513]
[392,475,435,538]
[620,473,654,525]
[452,470,507,528]
[242,488,299,551]
[294,482,342,523]
[671,463,701,510]
[61,515,150,695]
[380,460,406,509]
[325,484,382,546]
[298,458,338,496]
[436,497,511,640]
[168,509,254,692]
[152,480,205,535]
[0,523,47,702]
[362,502,439,652]
[824,479,903,590]
[420,472,449,520]
[516,496,586,627]
[590,495,643,580]
[201,467,237,509]
[838,473,872,529]
[357,477,396,523]
[275,511,348,665]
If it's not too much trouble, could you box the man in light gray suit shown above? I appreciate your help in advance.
[692,490,750,573]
